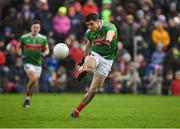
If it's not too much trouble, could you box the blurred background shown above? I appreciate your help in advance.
[0,0,180,95]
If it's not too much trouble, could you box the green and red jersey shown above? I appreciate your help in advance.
[86,21,118,60]
[20,33,48,66]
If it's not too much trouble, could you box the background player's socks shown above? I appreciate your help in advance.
[25,96,30,101]
[23,98,30,107]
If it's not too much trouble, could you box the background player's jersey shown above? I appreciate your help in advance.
[86,21,118,60]
[20,33,48,66]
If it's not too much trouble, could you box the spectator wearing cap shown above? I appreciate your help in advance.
[152,21,170,49]
[4,27,14,46]
[158,15,167,28]
[52,6,71,42]
[101,0,112,22]
[136,10,145,24]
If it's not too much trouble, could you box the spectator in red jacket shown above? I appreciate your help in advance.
[0,50,5,65]
[82,0,99,16]
[171,71,180,95]
[69,41,83,65]
[0,40,8,91]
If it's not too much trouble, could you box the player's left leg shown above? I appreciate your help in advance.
[71,73,106,118]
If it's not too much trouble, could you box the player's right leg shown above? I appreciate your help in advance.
[23,64,38,108]
[76,55,97,82]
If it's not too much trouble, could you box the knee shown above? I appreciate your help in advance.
[83,56,96,72]
[88,88,98,95]
[85,64,95,71]
[29,76,37,84]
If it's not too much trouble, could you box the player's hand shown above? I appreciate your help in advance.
[104,40,111,49]
[78,57,85,66]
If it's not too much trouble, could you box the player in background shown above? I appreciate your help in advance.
[17,20,49,108]
[71,13,118,117]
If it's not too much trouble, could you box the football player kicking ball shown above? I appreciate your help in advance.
[17,20,49,108]
[71,13,118,117]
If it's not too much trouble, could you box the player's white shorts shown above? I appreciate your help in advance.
[24,63,42,78]
[90,51,113,77]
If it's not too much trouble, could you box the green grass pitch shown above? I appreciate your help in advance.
[0,93,180,128]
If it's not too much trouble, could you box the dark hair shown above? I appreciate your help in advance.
[31,20,41,26]
[85,13,99,22]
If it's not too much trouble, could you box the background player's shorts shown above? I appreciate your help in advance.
[90,51,113,77]
[24,63,42,78]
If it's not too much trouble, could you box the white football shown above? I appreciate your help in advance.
[53,43,69,59]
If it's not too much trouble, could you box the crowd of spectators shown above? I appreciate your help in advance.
[0,0,180,95]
